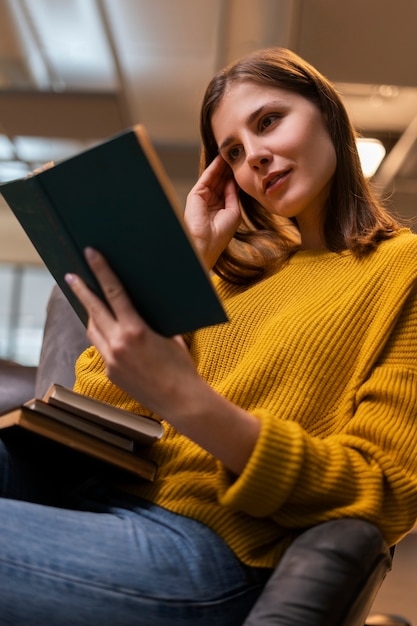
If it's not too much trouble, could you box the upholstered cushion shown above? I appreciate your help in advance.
[0,359,37,412]
[34,285,90,398]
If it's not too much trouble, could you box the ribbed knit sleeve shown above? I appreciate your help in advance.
[216,242,417,547]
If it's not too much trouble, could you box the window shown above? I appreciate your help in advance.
[0,264,55,365]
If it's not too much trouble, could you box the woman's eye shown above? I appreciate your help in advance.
[261,114,279,130]
[227,146,241,162]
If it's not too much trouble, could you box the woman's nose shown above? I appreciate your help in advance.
[246,142,272,171]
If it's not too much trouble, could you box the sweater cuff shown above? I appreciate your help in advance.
[217,409,305,517]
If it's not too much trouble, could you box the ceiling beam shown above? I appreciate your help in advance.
[0,90,128,139]
[374,114,417,195]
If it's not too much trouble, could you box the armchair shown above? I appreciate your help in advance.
[0,285,409,626]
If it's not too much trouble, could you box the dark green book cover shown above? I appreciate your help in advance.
[0,125,228,336]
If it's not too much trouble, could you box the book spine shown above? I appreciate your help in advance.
[1,177,100,326]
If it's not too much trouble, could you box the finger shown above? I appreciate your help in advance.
[64,270,115,326]
[224,177,241,208]
[197,155,232,191]
[65,271,116,360]
[83,247,136,320]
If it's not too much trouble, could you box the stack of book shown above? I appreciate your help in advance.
[1,384,163,480]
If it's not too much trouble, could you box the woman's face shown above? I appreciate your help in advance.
[211,82,337,248]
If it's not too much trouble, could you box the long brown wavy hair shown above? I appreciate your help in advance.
[200,47,400,286]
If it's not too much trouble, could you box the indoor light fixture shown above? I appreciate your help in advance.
[356,137,386,178]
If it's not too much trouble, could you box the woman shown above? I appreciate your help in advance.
[1,47,417,625]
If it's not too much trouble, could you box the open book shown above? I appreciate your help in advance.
[0,384,162,481]
[0,125,228,336]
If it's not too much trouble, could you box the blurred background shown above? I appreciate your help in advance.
[0,1,416,621]
[0,0,416,363]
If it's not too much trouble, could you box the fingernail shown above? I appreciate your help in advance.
[65,273,76,285]
[84,247,98,261]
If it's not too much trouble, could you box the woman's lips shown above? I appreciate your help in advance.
[263,169,291,194]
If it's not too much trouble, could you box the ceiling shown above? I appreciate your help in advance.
[0,0,417,263]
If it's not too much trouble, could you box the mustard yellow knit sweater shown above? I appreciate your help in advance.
[74,229,417,568]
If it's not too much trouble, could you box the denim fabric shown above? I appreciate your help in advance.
[0,432,270,625]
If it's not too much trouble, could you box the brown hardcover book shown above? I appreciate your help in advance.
[0,405,158,481]
[25,398,138,452]
[43,383,163,443]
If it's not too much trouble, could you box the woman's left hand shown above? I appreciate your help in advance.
[65,247,204,421]
[66,247,261,474]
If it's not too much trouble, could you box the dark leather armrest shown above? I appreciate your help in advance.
[0,360,37,412]
[243,519,392,626]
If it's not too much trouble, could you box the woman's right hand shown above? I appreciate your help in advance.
[184,155,242,270]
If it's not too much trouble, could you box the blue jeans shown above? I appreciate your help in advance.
[0,431,270,625]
